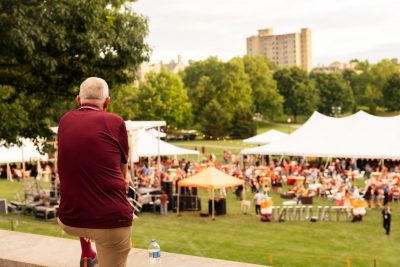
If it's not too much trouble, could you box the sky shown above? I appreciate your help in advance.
[131,0,400,67]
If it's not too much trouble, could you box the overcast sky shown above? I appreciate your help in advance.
[131,0,400,66]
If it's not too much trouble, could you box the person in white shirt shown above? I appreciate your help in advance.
[253,191,264,215]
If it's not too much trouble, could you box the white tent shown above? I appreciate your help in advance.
[131,130,199,158]
[243,129,288,145]
[53,121,174,172]
[52,121,167,134]
[0,139,48,163]
[0,139,48,181]
[146,128,166,138]
[241,111,400,159]
[125,121,166,131]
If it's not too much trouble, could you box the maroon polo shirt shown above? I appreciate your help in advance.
[57,104,132,228]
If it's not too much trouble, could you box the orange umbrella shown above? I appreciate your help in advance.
[178,167,244,219]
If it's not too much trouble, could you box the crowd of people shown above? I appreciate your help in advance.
[2,151,397,235]
[131,156,400,210]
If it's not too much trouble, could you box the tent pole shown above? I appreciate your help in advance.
[128,131,135,184]
[157,126,161,182]
[6,162,13,182]
[195,191,198,210]
[54,141,58,174]
[324,157,331,169]
[212,188,215,220]
[21,145,26,179]
[177,185,180,216]
[278,155,284,165]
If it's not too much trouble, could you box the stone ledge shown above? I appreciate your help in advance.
[0,230,265,267]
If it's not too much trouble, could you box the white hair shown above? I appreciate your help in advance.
[79,77,109,100]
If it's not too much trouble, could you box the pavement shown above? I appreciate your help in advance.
[0,230,267,267]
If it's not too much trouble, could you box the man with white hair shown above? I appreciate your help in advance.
[57,77,133,267]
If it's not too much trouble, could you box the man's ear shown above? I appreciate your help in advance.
[103,96,111,110]
[76,96,81,106]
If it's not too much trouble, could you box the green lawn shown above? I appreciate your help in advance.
[171,139,255,163]
[0,179,398,266]
[256,121,296,135]
[171,121,298,163]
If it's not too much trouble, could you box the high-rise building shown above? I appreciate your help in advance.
[246,28,312,72]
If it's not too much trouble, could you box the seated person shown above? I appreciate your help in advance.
[271,172,282,191]
[294,185,306,204]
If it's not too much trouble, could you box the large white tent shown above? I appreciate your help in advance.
[241,111,400,159]
[243,129,288,145]
[131,130,199,158]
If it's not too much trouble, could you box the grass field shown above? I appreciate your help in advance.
[0,179,399,267]
[171,139,253,163]
[256,121,296,135]
[0,121,394,266]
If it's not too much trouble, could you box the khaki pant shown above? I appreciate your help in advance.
[58,218,131,267]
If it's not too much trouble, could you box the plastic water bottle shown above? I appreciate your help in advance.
[148,239,161,266]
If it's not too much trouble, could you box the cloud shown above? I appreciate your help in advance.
[132,0,400,65]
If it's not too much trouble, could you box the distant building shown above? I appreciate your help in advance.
[313,61,360,73]
[246,28,312,72]
[135,55,185,85]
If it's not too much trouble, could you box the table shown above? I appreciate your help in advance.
[301,196,313,205]
[371,172,382,178]
[287,176,305,186]
[34,206,57,220]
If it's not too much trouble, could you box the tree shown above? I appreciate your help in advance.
[220,58,253,115]
[382,73,400,112]
[182,57,253,137]
[200,99,231,138]
[230,108,257,139]
[367,59,399,113]
[0,0,150,145]
[182,57,227,123]
[344,59,399,114]
[343,61,373,110]
[311,72,354,115]
[273,67,318,122]
[109,84,139,120]
[137,69,192,128]
[242,55,283,119]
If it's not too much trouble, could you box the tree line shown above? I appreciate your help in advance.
[1,1,400,145]
[119,57,400,139]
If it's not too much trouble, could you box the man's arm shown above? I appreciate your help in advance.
[121,163,133,193]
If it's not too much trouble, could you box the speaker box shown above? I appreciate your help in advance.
[173,195,201,211]
[161,181,173,195]
[0,199,7,214]
[162,181,174,210]
[34,206,56,220]
[208,198,226,216]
